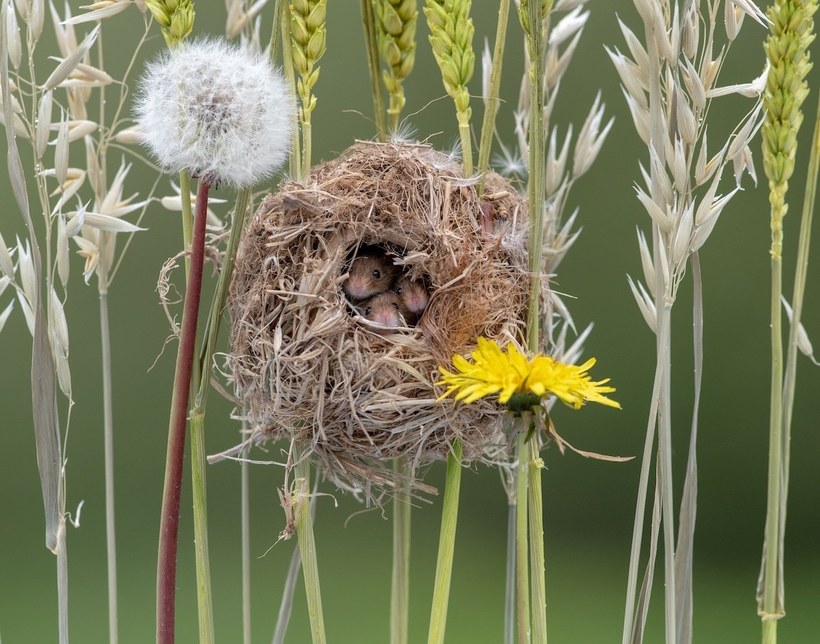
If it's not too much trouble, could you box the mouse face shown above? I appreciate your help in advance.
[394,275,429,316]
[359,291,408,333]
[342,254,398,300]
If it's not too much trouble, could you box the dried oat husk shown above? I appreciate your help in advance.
[227,140,540,498]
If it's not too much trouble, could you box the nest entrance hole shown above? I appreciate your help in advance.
[341,242,432,331]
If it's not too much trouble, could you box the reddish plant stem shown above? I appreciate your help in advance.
[156,177,211,644]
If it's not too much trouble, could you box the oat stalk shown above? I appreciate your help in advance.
[427,439,463,644]
[611,2,768,642]
[424,0,475,174]
[758,2,817,641]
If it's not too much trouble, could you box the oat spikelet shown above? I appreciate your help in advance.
[144,0,195,46]
[424,0,475,173]
[762,0,818,260]
[375,0,418,130]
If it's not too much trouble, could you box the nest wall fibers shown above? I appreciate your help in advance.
[228,141,540,494]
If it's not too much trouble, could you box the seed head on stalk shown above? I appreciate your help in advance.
[424,0,475,173]
[135,37,294,643]
[145,0,195,47]
[136,38,295,187]
[375,0,418,130]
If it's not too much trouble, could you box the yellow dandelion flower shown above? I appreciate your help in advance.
[436,337,620,411]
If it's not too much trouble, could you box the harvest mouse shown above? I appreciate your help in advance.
[393,275,429,324]
[342,252,398,300]
[358,291,409,333]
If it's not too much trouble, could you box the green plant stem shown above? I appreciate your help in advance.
[295,452,326,644]
[98,267,119,644]
[179,169,194,277]
[762,239,784,644]
[457,113,474,175]
[391,457,412,644]
[524,0,545,351]
[427,439,463,644]
[156,177,211,644]
[241,443,251,644]
[360,0,388,140]
[515,428,530,644]
[280,0,302,179]
[477,0,510,194]
[528,433,546,644]
[188,186,253,644]
[505,502,516,644]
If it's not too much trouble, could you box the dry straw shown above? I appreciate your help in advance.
[227,139,537,494]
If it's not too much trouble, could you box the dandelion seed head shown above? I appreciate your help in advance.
[135,38,295,187]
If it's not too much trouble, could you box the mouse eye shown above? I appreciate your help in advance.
[396,286,403,294]
[365,306,372,316]
[392,303,399,310]
[372,269,381,279]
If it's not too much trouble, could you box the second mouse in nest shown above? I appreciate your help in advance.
[342,253,398,301]
[393,275,430,324]
[359,291,409,333]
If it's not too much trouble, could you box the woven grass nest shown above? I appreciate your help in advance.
[228,140,543,495]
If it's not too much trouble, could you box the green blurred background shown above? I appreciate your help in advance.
[2,1,819,642]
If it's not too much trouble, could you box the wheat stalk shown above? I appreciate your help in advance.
[289,0,327,175]
[424,0,475,173]
[375,0,417,131]
[758,2,817,643]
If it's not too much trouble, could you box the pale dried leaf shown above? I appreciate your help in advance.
[573,94,613,178]
[42,24,99,90]
[671,136,687,193]
[35,89,53,158]
[676,85,697,145]
[545,29,583,90]
[481,39,491,105]
[82,211,146,233]
[549,6,589,48]
[72,235,98,283]
[0,231,14,278]
[16,239,36,305]
[50,170,86,213]
[694,128,710,186]
[5,0,21,69]
[113,124,142,145]
[635,185,672,233]
[49,287,71,396]
[782,298,820,365]
[57,214,69,286]
[637,228,654,288]
[30,0,44,41]
[0,299,14,333]
[681,58,705,113]
[62,0,129,24]
[545,124,571,196]
[15,288,34,335]
[607,46,648,110]
[54,111,69,184]
[671,200,694,266]
[623,87,650,145]
[729,0,769,26]
[628,275,657,333]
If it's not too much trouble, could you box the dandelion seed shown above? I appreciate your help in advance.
[135,38,295,187]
